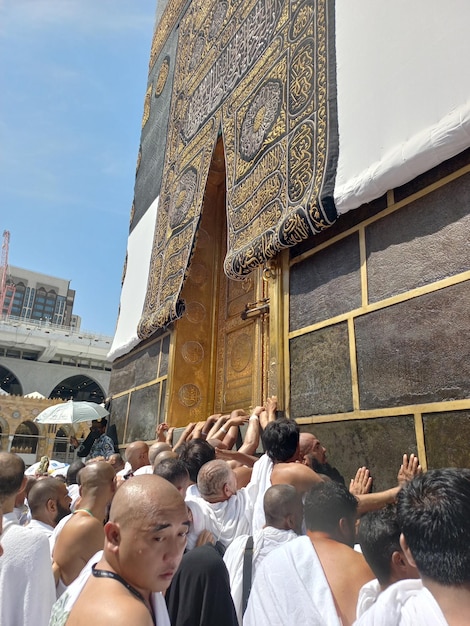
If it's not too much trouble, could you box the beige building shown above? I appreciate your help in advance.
[0,266,112,466]
[7,265,77,328]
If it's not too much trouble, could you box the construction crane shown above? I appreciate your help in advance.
[0,230,16,316]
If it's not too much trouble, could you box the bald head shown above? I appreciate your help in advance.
[149,442,172,465]
[299,432,327,464]
[264,484,304,534]
[28,477,63,514]
[104,474,189,595]
[109,474,186,529]
[125,441,150,471]
[153,450,177,467]
[79,461,116,495]
[0,452,25,503]
[28,476,71,525]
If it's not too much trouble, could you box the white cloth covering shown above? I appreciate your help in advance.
[186,483,201,498]
[48,551,171,626]
[243,535,340,626]
[116,461,132,479]
[186,485,256,550]
[353,579,448,626]
[108,196,159,361]
[334,0,470,214]
[1,512,56,626]
[224,526,298,625]
[133,464,153,475]
[27,518,55,538]
[246,454,273,533]
[356,578,381,619]
[50,512,72,556]
[67,484,80,512]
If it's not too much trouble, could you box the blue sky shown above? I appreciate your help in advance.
[0,0,157,336]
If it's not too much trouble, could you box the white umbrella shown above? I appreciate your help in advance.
[34,400,109,424]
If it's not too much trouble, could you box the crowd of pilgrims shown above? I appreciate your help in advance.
[1,396,469,625]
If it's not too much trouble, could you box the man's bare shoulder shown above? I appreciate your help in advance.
[56,514,103,543]
[53,514,104,569]
[316,537,374,578]
[272,461,322,491]
[67,589,154,626]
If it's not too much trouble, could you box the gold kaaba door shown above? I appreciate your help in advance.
[166,139,283,426]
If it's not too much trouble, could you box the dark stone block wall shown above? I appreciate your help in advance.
[290,233,361,330]
[301,416,417,492]
[290,151,470,473]
[290,323,353,417]
[423,410,470,468]
[126,386,161,443]
[355,282,470,409]
[366,174,470,302]
[108,333,170,444]
[109,334,170,396]
[111,395,129,444]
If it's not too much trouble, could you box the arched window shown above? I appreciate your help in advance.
[49,375,105,404]
[0,366,23,395]
[32,287,56,321]
[52,427,68,461]
[11,420,39,454]
[10,282,26,317]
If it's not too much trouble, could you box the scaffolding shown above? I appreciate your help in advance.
[0,230,16,316]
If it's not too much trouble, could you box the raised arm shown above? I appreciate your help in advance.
[215,448,259,467]
[211,410,248,445]
[260,396,277,430]
[172,422,196,452]
[356,452,422,515]
[200,414,222,439]
[221,412,250,449]
[207,414,231,440]
[238,406,262,456]
[155,422,169,443]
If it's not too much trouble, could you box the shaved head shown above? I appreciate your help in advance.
[0,452,25,503]
[28,477,63,514]
[153,450,177,467]
[149,442,172,465]
[125,441,149,471]
[299,432,316,455]
[79,461,116,495]
[109,474,187,529]
[299,432,327,464]
[107,453,125,473]
[28,476,71,525]
[104,474,189,595]
[264,484,303,533]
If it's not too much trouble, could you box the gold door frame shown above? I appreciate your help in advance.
[166,139,285,425]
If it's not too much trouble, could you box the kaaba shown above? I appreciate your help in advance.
[108,0,470,485]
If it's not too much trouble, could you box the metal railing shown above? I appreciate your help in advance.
[0,313,113,342]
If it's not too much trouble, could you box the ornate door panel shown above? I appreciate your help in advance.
[167,138,275,426]
[214,266,268,413]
